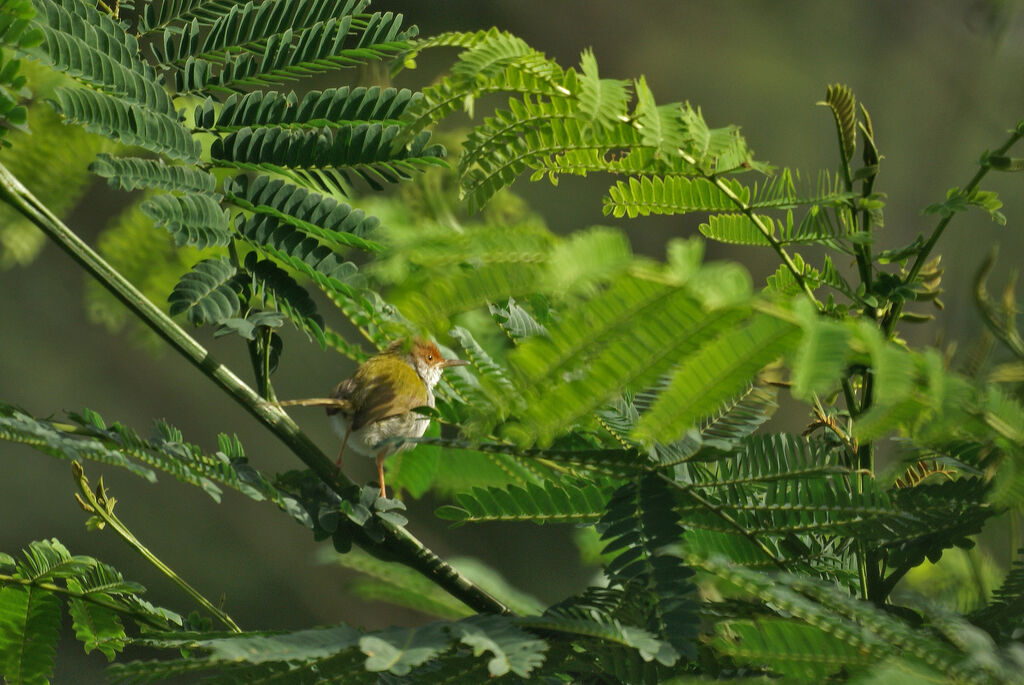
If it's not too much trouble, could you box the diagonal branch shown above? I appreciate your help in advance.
[0,161,509,616]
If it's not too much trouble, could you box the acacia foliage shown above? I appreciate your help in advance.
[0,1,1023,683]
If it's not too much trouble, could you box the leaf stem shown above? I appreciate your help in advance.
[0,162,509,617]
[72,462,242,632]
[693,160,820,307]
[883,124,1024,338]
[657,472,787,572]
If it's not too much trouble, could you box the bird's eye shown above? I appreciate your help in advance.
[427,354,434,361]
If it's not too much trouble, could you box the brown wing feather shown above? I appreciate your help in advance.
[338,356,428,430]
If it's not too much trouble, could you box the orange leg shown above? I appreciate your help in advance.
[335,426,351,467]
[376,452,387,499]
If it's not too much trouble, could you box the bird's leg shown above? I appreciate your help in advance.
[376,452,387,499]
[335,426,351,467]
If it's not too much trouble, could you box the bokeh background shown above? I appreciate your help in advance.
[2,1,1023,680]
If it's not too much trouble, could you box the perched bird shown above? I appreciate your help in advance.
[326,339,468,498]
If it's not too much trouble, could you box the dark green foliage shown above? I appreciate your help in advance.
[198,86,419,130]
[0,403,309,521]
[140,192,231,248]
[0,540,181,684]
[0,0,41,145]
[224,173,382,252]
[167,256,241,325]
[210,124,445,189]
[50,87,199,161]
[435,479,609,526]
[599,474,699,660]
[90,154,219,194]
[243,252,327,344]
[3,1,1024,683]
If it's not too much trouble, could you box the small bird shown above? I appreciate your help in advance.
[326,339,468,498]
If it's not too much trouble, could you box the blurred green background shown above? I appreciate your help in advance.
[2,1,1023,680]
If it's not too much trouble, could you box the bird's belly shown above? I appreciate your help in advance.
[330,412,429,458]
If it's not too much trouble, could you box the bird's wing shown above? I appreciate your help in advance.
[348,356,428,430]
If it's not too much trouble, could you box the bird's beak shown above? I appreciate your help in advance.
[443,358,470,368]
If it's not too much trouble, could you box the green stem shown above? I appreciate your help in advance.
[883,124,1024,338]
[0,162,509,617]
[72,461,242,632]
[0,573,165,628]
[657,473,787,571]
[701,167,821,307]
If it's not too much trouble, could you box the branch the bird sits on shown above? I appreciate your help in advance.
[279,339,468,497]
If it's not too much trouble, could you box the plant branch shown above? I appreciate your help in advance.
[72,462,242,633]
[657,472,787,572]
[883,122,1024,338]
[0,162,509,617]
[689,157,821,307]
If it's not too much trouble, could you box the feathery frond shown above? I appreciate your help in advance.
[198,86,419,130]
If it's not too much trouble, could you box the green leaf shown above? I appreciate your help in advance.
[604,175,747,218]
[225,173,383,253]
[31,0,176,115]
[699,213,774,246]
[360,624,448,675]
[576,47,629,130]
[167,257,241,326]
[437,480,609,526]
[633,75,687,154]
[509,275,749,446]
[140,193,231,248]
[90,154,218,194]
[819,83,856,164]
[320,546,473,620]
[202,86,419,130]
[633,312,799,446]
[68,598,126,660]
[243,253,327,345]
[210,124,445,190]
[0,586,61,685]
[790,300,850,399]
[713,618,874,682]
[456,614,547,677]
[201,625,361,663]
[50,87,198,162]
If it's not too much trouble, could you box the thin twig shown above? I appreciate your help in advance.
[883,124,1024,338]
[72,462,242,633]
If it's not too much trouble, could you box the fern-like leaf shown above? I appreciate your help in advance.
[198,86,419,130]
[90,154,218,195]
[711,617,875,682]
[50,87,199,162]
[225,174,383,253]
[435,480,608,526]
[31,0,175,115]
[0,404,309,522]
[604,175,748,218]
[136,0,253,33]
[819,83,857,166]
[243,253,326,345]
[576,47,630,130]
[508,275,749,446]
[167,257,241,326]
[0,586,61,683]
[598,473,700,659]
[140,192,231,248]
[699,213,775,246]
[632,312,799,446]
[161,2,415,93]
[210,124,445,189]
